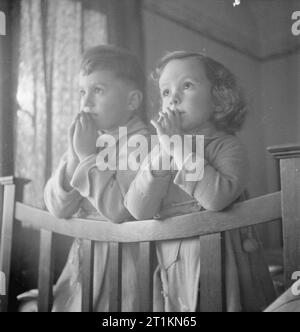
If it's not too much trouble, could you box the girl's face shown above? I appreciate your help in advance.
[159,58,214,132]
[79,69,135,131]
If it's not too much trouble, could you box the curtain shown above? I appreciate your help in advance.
[16,0,108,208]
[0,0,20,177]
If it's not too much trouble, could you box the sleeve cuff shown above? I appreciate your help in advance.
[124,158,171,219]
[135,156,171,193]
[54,158,79,199]
[174,153,208,194]
[70,154,97,197]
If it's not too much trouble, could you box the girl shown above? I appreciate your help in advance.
[124,51,276,312]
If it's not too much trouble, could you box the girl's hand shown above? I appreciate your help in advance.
[150,108,182,157]
[73,112,98,161]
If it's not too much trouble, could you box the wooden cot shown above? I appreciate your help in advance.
[0,144,299,312]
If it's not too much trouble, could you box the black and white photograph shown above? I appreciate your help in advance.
[0,0,300,315]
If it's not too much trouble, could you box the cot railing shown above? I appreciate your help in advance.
[0,143,300,312]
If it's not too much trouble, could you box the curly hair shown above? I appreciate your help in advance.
[152,51,247,134]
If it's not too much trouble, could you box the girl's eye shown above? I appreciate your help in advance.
[162,89,169,98]
[95,87,104,94]
[183,82,193,90]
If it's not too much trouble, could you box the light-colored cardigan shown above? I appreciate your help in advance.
[44,115,148,312]
[125,132,276,312]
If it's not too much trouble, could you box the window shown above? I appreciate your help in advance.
[16,0,107,207]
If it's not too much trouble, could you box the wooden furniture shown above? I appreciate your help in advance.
[0,144,300,312]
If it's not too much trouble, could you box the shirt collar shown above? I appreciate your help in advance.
[96,115,147,146]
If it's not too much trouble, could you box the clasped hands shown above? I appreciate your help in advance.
[67,107,184,173]
[68,111,99,166]
[151,107,183,164]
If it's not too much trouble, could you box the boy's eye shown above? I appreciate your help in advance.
[183,82,193,90]
[95,87,104,94]
[162,89,170,98]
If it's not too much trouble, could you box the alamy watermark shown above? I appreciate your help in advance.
[95,127,205,181]
[291,11,300,36]
[0,271,5,296]
[0,10,6,36]
[291,271,300,296]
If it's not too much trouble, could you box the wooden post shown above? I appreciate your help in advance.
[138,242,156,312]
[8,177,30,312]
[199,233,223,312]
[108,242,121,312]
[121,242,140,312]
[0,176,15,312]
[38,230,54,312]
[0,177,29,311]
[268,144,300,289]
[81,239,95,312]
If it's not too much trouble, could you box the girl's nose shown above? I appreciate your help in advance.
[170,91,181,106]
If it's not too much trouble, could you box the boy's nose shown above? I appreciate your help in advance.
[170,91,181,106]
[82,94,94,110]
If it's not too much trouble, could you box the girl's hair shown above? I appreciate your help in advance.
[152,51,247,134]
[80,44,146,122]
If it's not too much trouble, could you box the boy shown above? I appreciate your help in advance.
[18,45,148,312]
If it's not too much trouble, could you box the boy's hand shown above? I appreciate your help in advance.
[73,112,98,161]
[63,114,80,191]
[67,114,80,163]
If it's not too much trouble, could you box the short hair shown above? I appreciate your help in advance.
[152,51,247,134]
[81,45,146,121]
[81,44,145,91]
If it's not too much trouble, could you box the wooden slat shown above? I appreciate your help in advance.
[81,239,94,312]
[0,183,3,230]
[199,233,223,312]
[14,192,281,243]
[0,183,15,312]
[38,230,54,312]
[0,176,14,186]
[121,242,140,311]
[280,158,300,289]
[138,242,155,312]
[108,242,121,312]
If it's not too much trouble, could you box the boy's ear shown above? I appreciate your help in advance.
[128,90,143,112]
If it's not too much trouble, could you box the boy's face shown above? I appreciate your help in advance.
[79,69,135,131]
[159,58,214,132]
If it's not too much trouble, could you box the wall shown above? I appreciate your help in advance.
[257,54,300,247]
[260,53,300,193]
